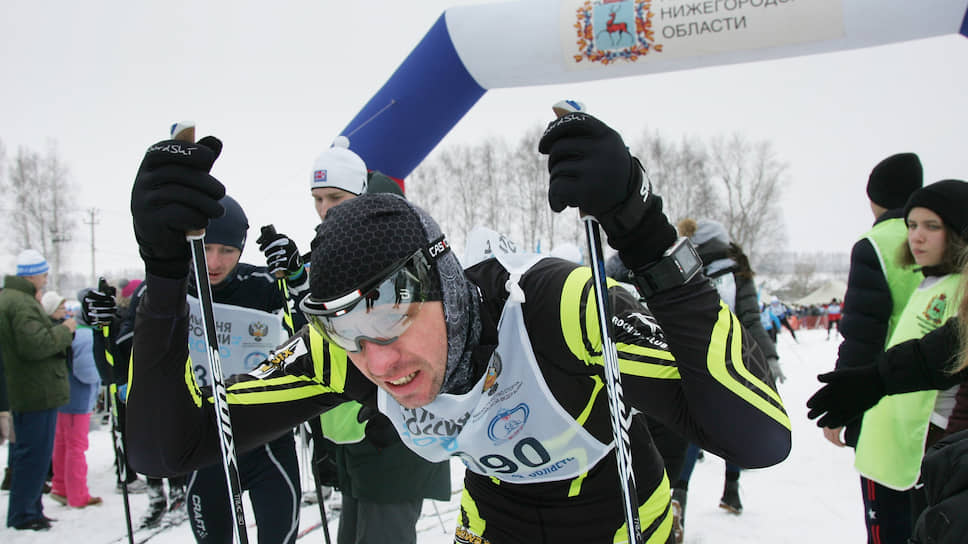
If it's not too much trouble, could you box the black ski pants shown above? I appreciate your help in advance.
[186,431,301,544]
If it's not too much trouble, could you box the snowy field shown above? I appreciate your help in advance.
[1,327,868,543]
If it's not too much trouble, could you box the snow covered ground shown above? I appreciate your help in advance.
[1,327,868,543]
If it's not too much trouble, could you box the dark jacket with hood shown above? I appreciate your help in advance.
[0,275,72,411]
[689,226,778,366]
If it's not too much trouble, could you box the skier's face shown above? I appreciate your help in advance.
[345,301,448,409]
[205,243,242,286]
[906,207,946,267]
[312,187,357,221]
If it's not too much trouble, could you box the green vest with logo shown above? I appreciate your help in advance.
[863,217,922,345]
[854,273,962,490]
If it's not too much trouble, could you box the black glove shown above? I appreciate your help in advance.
[130,136,226,278]
[806,364,886,428]
[537,112,675,271]
[538,112,639,216]
[82,279,117,328]
[257,226,303,279]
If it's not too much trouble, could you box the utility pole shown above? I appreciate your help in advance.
[50,227,71,293]
[83,208,100,286]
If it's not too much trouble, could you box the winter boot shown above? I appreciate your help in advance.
[139,481,168,529]
[167,483,186,512]
[670,487,687,544]
[162,482,188,525]
[719,480,743,514]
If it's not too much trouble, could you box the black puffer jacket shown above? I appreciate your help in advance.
[911,428,968,543]
[836,209,920,445]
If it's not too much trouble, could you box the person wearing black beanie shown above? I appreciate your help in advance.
[903,179,968,251]
[125,114,792,544]
[816,153,926,544]
[202,195,249,286]
[180,192,309,544]
[867,153,924,211]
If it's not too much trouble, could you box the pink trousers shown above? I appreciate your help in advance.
[51,412,93,507]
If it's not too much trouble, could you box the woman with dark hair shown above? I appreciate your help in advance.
[809,179,968,542]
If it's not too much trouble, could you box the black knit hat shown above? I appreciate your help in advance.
[866,153,923,209]
[366,170,405,197]
[310,193,439,301]
[204,195,248,250]
[904,179,968,240]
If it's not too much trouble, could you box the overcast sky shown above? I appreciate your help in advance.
[2,1,966,282]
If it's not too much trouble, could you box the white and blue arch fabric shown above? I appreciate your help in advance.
[338,0,968,184]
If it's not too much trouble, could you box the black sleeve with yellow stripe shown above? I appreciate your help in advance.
[519,258,791,470]
[126,273,366,477]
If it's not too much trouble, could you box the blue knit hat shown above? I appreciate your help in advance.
[16,249,49,276]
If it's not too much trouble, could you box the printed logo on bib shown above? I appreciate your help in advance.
[187,296,286,387]
[401,407,469,452]
[482,352,502,394]
[487,403,529,444]
[471,381,524,424]
[248,321,269,341]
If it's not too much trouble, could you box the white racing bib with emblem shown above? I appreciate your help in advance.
[379,256,611,484]
[187,295,286,388]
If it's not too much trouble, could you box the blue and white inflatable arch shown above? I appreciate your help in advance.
[340,0,968,185]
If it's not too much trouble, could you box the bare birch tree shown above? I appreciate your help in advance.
[632,129,722,229]
[1,142,78,290]
[706,133,787,262]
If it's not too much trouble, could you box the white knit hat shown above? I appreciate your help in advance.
[16,248,49,276]
[41,291,65,316]
[310,136,367,196]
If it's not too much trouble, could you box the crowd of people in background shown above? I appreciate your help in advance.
[760,298,844,340]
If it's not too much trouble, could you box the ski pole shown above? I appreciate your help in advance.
[259,224,331,543]
[97,278,135,544]
[259,225,297,336]
[306,419,333,544]
[552,101,642,544]
[171,122,250,544]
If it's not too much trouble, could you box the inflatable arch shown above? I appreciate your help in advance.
[339,0,968,184]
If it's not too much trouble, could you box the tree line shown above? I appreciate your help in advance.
[2,128,830,299]
[408,123,789,267]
